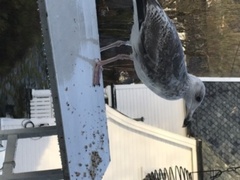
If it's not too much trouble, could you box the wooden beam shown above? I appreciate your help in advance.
[38,0,110,179]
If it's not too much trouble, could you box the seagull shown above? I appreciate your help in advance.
[94,0,206,127]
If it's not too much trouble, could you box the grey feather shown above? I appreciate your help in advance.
[130,0,206,126]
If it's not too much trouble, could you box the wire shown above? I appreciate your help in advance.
[21,120,50,140]
[191,166,240,180]
[23,121,35,128]
[144,166,192,180]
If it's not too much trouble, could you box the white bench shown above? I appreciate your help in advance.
[30,89,54,118]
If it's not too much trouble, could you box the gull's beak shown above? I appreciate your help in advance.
[182,108,194,128]
[183,114,191,127]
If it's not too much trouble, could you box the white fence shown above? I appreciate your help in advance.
[103,105,198,180]
[107,84,187,136]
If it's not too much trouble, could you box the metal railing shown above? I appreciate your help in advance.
[0,126,63,180]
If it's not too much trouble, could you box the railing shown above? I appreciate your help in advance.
[0,126,63,180]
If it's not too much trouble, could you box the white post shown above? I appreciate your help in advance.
[38,0,110,179]
[2,135,17,176]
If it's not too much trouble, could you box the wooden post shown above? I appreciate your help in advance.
[38,0,110,179]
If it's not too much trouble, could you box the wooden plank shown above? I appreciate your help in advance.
[30,110,52,114]
[32,89,52,97]
[31,100,52,103]
[31,102,51,105]
[30,105,50,108]
[38,0,110,179]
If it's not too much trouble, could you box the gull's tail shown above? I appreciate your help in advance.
[133,0,164,30]
[131,0,162,48]
[147,0,161,7]
[132,0,146,30]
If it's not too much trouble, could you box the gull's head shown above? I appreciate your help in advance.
[183,75,205,127]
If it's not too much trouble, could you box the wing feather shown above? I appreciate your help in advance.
[137,0,187,83]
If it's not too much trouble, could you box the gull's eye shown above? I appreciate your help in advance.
[195,96,202,102]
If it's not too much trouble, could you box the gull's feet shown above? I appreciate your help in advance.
[93,59,102,86]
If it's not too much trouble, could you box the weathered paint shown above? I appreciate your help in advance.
[38,0,110,179]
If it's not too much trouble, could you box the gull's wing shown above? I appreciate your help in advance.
[138,0,187,83]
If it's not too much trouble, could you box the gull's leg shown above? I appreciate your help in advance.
[93,54,131,86]
[100,40,131,52]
